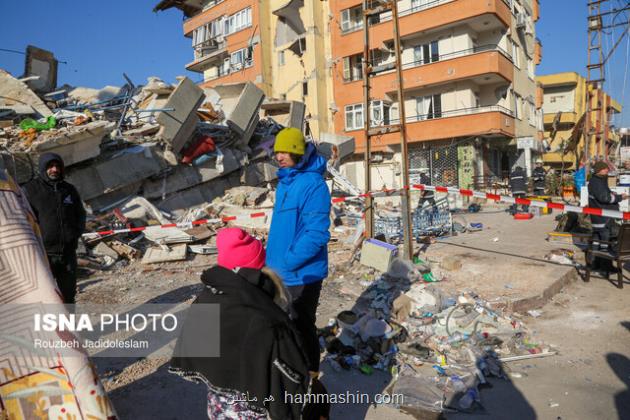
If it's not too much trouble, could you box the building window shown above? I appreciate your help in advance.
[345,104,364,131]
[230,47,253,71]
[278,50,285,66]
[225,7,252,36]
[370,100,391,126]
[413,41,439,65]
[302,82,308,96]
[411,0,433,11]
[341,6,363,33]
[511,39,520,68]
[527,101,536,126]
[415,94,442,120]
[513,92,522,119]
[527,57,534,79]
[342,54,363,82]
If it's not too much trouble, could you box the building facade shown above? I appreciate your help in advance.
[329,0,543,191]
[154,0,334,137]
[157,0,544,191]
[537,72,622,170]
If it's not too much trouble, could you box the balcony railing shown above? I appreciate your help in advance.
[205,60,254,81]
[193,37,227,61]
[391,105,513,124]
[400,44,511,70]
[341,0,456,34]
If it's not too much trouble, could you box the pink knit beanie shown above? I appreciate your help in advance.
[216,228,266,270]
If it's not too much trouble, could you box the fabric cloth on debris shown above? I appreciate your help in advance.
[0,166,116,418]
[216,228,266,271]
[181,135,216,164]
[206,384,268,420]
[266,142,331,286]
[170,265,309,420]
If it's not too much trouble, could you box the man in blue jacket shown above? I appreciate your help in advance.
[266,127,331,377]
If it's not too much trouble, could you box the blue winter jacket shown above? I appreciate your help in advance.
[266,143,331,286]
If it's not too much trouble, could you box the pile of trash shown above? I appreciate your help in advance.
[319,257,555,414]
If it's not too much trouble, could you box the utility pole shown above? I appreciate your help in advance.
[585,0,630,170]
[362,0,414,259]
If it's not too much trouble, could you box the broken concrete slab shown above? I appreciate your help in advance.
[120,196,170,225]
[185,225,215,242]
[221,82,265,146]
[24,45,58,94]
[220,186,270,207]
[66,144,167,201]
[155,172,242,216]
[92,242,119,260]
[142,244,187,264]
[188,245,217,255]
[318,132,355,162]
[0,69,52,117]
[242,160,278,185]
[211,204,271,230]
[142,148,245,199]
[143,226,193,244]
[260,100,305,130]
[32,120,116,167]
[156,77,205,154]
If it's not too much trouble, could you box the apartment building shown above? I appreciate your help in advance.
[154,0,334,137]
[330,0,543,190]
[537,72,622,169]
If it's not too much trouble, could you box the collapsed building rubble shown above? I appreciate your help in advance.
[0,64,351,266]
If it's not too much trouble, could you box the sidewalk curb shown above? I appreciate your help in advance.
[497,267,579,313]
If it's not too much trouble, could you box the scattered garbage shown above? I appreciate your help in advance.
[544,249,577,266]
[319,258,556,414]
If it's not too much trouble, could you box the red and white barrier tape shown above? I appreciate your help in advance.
[83,211,270,238]
[84,183,628,238]
[333,184,630,220]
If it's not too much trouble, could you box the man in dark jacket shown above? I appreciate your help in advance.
[509,166,529,213]
[417,171,436,209]
[532,159,546,196]
[23,153,85,303]
[588,161,628,273]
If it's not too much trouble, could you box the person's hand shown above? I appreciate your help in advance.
[622,193,630,200]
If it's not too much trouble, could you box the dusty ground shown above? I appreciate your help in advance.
[81,210,630,419]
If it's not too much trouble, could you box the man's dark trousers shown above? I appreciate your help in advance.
[48,250,78,303]
[287,282,323,372]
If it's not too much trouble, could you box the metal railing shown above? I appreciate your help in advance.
[192,37,227,60]
[205,60,253,81]
[391,105,514,124]
[400,44,511,70]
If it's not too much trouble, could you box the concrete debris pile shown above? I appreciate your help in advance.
[0,65,318,264]
[319,256,555,414]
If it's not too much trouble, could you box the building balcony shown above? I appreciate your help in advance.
[349,105,515,152]
[543,112,578,125]
[334,0,511,58]
[185,38,228,73]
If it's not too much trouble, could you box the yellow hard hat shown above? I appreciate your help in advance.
[274,127,305,155]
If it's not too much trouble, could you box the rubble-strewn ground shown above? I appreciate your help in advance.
[80,211,629,419]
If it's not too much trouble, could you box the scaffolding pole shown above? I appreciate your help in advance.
[361,0,413,258]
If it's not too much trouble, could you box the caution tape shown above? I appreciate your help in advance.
[333,184,630,220]
[83,182,629,238]
[83,211,271,238]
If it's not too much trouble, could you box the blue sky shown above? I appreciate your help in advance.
[0,0,628,126]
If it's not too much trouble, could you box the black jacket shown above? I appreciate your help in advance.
[588,173,621,227]
[22,153,86,255]
[420,172,434,199]
[509,167,527,195]
[532,167,546,191]
[170,266,310,420]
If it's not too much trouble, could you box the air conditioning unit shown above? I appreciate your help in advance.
[516,13,527,29]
